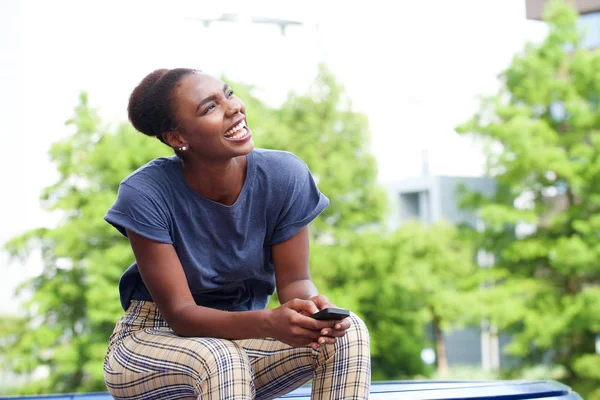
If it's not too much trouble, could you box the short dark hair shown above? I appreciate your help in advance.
[127,68,198,144]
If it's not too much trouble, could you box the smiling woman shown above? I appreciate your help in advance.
[101,68,371,400]
[128,68,254,158]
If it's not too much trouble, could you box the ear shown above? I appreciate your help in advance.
[163,130,187,150]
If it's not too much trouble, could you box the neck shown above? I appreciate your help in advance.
[180,154,247,206]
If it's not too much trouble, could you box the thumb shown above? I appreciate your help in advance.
[311,294,330,309]
[289,298,319,315]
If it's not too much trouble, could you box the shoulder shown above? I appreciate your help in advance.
[252,149,310,181]
[251,149,316,206]
[105,157,176,242]
[120,156,179,194]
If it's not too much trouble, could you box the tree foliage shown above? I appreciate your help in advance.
[2,93,171,393]
[331,221,481,379]
[388,222,481,376]
[457,0,600,395]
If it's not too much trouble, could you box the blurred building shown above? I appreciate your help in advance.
[383,159,517,372]
[385,175,495,232]
[527,0,600,49]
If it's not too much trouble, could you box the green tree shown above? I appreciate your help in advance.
[3,93,171,393]
[385,222,480,377]
[305,230,429,380]
[311,221,480,380]
[457,0,600,395]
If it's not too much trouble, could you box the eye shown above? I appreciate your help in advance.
[203,104,216,115]
[227,90,234,98]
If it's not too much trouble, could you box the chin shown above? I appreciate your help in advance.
[233,138,255,155]
[242,140,255,155]
[221,128,255,157]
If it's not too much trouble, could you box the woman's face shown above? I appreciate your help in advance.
[168,72,254,160]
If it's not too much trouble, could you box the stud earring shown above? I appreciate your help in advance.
[179,146,187,151]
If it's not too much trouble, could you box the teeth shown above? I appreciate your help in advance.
[230,129,247,139]
[225,120,246,137]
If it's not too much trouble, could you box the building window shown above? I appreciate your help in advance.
[398,191,431,224]
[399,192,420,221]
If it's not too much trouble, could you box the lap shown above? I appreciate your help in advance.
[235,338,316,399]
[107,327,248,374]
[106,313,367,376]
[104,306,369,399]
[105,328,256,399]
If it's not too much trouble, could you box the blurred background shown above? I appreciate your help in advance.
[2,0,600,398]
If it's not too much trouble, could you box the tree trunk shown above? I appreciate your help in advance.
[433,314,449,376]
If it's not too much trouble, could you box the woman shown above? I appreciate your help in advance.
[103,68,371,400]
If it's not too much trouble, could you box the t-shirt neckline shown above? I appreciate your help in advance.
[172,150,256,209]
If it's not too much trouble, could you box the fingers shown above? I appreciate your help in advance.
[289,298,320,315]
[286,299,334,330]
[311,320,350,349]
[331,318,351,331]
[316,336,336,346]
[310,335,336,350]
[309,294,338,311]
[320,327,346,338]
[318,318,351,338]
[293,312,332,331]
[315,319,352,348]
[283,298,350,350]
[309,294,329,308]
[293,326,322,341]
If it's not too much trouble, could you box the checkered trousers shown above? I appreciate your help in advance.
[104,301,371,400]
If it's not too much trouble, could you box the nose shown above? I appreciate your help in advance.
[226,98,242,116]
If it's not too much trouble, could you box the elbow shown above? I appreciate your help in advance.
[169,320,192,337]
[162,304,196,337]
[171,326,194,337]
[277,278,317,303]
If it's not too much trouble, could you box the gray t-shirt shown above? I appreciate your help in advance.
[105,149,329,312]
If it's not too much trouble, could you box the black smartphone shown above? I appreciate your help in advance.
[310,308,350,321]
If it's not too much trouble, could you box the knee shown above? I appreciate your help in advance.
[194,339,252,377]
[322,313,370,357]
[189,339,255,399]
[318,313,371,367]
[314,314,371,398]
[340,313,370,349]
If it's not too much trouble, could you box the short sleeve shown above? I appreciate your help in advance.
[104,182,173,244]
[271,158,329,244]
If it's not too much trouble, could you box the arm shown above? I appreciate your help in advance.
[273,226,319,304]
[127,229,269,338]
[273,226,351,344]
[127,229,331,345]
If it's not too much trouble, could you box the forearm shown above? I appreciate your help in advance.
[278,279,319,304]
[167,304,273,339]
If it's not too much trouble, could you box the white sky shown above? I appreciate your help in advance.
[0,0,548,314]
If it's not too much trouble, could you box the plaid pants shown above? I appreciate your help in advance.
[104,301,371,400]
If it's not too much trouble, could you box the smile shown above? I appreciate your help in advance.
[224,120,247,138]
[223,120,251,142]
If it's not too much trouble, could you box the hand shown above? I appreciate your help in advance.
[309,294,351,346]
[266,298,335,348]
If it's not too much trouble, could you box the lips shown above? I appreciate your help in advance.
[224,119,247,138]
[224,115,246,135]
[223,119,251,142]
